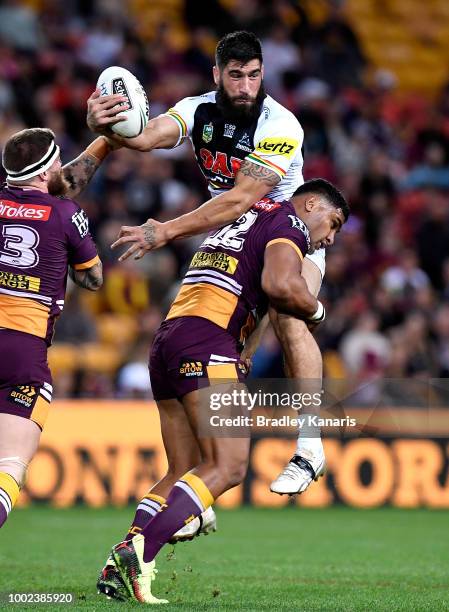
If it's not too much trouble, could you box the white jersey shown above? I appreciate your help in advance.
[164,91,326,278]
[164,91,304,201]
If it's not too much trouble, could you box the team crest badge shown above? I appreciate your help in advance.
[202,122,213,143]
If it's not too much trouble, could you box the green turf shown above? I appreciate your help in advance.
[1,506,448,611]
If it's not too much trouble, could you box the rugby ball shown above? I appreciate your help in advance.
[97,66,150,138]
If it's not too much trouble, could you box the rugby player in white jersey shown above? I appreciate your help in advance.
[87,31,326,552]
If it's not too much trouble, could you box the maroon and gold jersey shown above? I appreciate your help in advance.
[0,185,99,345]
[166,198,310,345]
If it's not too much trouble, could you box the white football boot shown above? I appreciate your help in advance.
[169,506,217,543]
[270,439,326,495]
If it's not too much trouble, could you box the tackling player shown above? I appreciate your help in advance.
[0,128,102,530]
[101,179,349,603]
[87,30,327,524]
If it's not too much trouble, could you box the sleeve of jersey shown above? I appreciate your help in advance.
[164,96,197,146]
[246,117,303,179]
[63,201,100,270]
[264,214,309,261]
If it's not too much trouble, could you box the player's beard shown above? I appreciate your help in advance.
[47,169,71,196]
[216,81,266,123]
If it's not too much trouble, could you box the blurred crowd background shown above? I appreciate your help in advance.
[1,0,449,397]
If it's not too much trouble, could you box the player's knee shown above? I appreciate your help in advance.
[0,457,28,488]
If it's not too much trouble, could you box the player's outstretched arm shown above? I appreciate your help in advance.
[262,242,323,322]
[62,137,117,199]
[240,313,270,366]
[86,89,180,151]
[69,261,103,291]
[111,159,280,261]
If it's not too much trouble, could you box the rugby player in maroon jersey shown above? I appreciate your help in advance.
[0,128,104,532]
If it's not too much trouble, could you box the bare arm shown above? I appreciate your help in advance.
[261,243,319,320]
[240,313,270,363]
[86,89,180,151]
[111,159,280,261]
[69,261,103,291]
[164,160,280,239]
[62,136,117,199]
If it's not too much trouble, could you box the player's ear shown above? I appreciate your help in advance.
[260,63,264,79]
[213,65,220,86]
[304,196,316,212]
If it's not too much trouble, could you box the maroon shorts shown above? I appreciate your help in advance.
[150,317,248,401]
[0,328,52,429]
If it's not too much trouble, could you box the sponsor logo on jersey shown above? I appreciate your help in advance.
[0,200,51,221]
[7,385,37,408]
[253,198,281,212]
[256,137,298,158]
[0,270,40,292]
[202,122,214,143]
[199,148,242,179]
[179,359,205,377]
[236,132,253,152]
[190,250,239,274]
[224,123,236,138]
[112,77,133,110]
[288,214,311,248]
[71,209,89,238]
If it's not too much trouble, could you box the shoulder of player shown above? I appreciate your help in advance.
[266,200,308,231]
[51,195,80,215]
[49,196,83,227]
[170,91,216,112]
[260,95,302,130]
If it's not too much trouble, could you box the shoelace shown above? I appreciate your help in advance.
[281,462,310,481]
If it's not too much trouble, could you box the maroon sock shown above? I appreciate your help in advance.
[0,504,7,528]
[141,473,214,562]
[124,493,166,541]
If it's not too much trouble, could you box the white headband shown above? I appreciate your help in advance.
[4,140,60,182]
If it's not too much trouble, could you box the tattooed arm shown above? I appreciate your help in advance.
[69,261,103,291]
[62,137,116,199]
[111,159,280,260]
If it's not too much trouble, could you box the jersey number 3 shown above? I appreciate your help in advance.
[0,224,40,268]
[202,210,258,252]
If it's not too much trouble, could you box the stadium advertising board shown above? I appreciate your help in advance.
[20,394,449,509]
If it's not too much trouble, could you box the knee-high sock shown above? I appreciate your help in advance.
[125,493,166,540]
[141,472,214,562]
[0,472,20,528]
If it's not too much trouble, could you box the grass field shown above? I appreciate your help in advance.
[1,506,449,611]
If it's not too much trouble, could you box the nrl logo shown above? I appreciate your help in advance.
[202,122,214,143]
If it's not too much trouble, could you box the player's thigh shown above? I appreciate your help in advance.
[268,256,322,345]
[301,256,323,297]
[157,398,201,470]
[182,389,250,471]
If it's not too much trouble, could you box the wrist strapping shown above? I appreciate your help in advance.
[308,301,325,323]
[85,136,111,162]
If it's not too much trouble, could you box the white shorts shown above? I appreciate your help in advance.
[305,248,326,278]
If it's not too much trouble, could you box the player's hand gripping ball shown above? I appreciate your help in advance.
[95,66,150,138]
